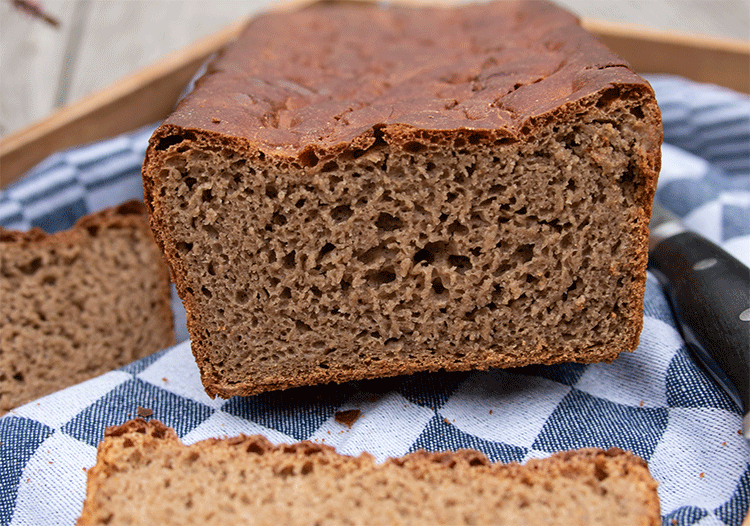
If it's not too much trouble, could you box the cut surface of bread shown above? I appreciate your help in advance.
[0,201,175,414]
[77,418,661,526]
[142,0,662,398]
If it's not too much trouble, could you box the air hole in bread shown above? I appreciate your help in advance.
[246,442,265,455]
[470,213,488,227]
[375,213,405,231]
[366,268,396,286]
[272,212,287,226]
[154,132,196,151]
[357,244,396,265]
[298,149,319,168]
[19,257,42,275]
[448,221,468,236]
[478,197,496,208]
[321,160,338,172]
[319,243,335,259]
[203,224,219,239]
[414,241,448,266]
[596,87,622,108]
[403,141,425,153]
[448,255,472,273]
[432,277,446,295]
[331,205,353,222]
[488,183,506,194]
[176,241,193,254]
[562,279,580,301]
[300,461,314,475]
[516,244,534,263]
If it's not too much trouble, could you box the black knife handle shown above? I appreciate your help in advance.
[649,232,750,413]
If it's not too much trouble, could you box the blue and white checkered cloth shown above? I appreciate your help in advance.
[1,76,749,525]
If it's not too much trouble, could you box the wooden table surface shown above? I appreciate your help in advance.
[1,0,749,141]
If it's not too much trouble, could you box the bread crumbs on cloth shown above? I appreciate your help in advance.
[334,409,361,428]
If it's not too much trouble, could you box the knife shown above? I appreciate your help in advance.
[648,201,750,440]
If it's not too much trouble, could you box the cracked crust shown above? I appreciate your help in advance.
[151,0,654,156]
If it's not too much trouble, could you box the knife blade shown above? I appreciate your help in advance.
[648,201,750,440]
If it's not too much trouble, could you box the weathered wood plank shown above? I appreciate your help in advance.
[558,0,750,41]
[0,0,77,136]
[0,17,247,187]
[65,0,273,106]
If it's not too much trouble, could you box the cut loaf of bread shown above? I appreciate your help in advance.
[0,201,175,414]
[77,418,661,525]
[142,0,662,398]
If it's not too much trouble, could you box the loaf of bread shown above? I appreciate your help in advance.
[0,201,175,414]
[142,0,662,399]
[77,418,660,525]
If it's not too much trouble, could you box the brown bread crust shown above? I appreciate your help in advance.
[0,201,175,413]
[142,0,662,398]
[78,418,661,525]
[149,0,658,156]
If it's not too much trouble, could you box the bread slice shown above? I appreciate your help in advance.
[77,418,660,525]
[0,201,175,414]
[142,0,662,398]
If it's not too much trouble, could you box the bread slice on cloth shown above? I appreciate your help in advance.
[1,201,175,414]
[78,418,660,525]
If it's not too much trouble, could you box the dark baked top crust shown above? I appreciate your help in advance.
[156,0,652,156]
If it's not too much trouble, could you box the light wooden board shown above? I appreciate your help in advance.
[0,0,76,136]
[64,0,274,105]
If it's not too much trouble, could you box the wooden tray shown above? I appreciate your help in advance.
[1,11,748,189]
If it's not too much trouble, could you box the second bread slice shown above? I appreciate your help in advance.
[0,201,175,414]
[78,418,661,525]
